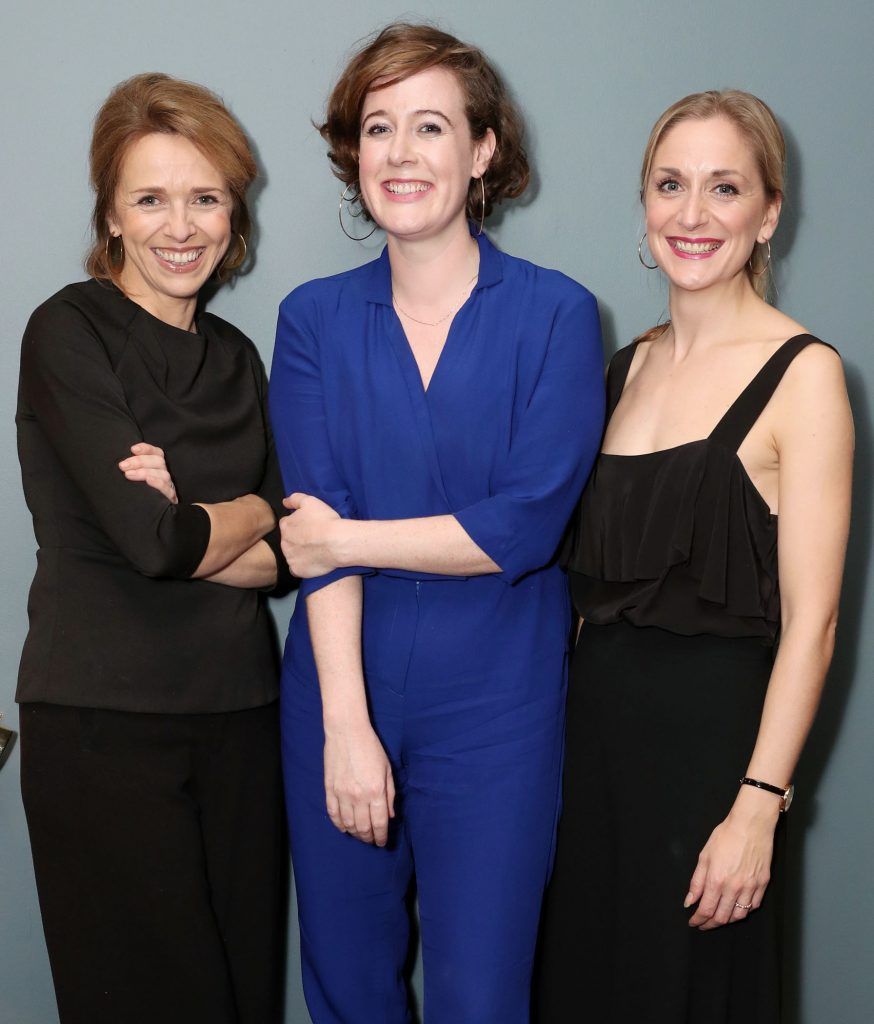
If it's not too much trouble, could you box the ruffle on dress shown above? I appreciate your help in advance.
[565,437,779,637]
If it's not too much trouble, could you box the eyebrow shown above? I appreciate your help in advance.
[127,185,226,194]
[654,165,751,182]
[361,108,454,127]
[414,108,453,125]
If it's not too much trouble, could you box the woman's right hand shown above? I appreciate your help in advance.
[118,442,177,504]
[323,719,396,846]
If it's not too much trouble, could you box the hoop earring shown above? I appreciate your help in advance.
[339,183,377,242]
[476,176,486,236]
[749,239,772,276]
[218,233,247,277]
[106,234,124,269]
[638,233,658,270]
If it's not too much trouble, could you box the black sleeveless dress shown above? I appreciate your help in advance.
[535,335,831,1023]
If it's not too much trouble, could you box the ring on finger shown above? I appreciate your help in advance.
[734,901,753,910]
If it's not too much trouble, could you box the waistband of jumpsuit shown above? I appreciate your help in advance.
[372,569,469,584]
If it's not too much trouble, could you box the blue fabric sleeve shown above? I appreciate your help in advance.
[454,288,605,584]
[269,287,373,598]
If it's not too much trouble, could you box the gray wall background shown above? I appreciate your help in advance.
[1,2,871,1021]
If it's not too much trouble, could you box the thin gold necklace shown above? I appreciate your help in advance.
[393,271,480,328]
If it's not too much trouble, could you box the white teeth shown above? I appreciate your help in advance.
[386,181,429,194]
[674,240,721,254]
[154,248,204,264]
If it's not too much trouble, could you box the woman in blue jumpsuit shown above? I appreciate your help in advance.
[269,24,604,1023]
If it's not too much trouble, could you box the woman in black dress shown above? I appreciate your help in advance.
[17,73,290,1024]
[536,91,853,1022]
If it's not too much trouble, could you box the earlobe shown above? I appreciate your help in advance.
[106,202,122,238]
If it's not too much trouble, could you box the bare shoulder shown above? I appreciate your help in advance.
[773,336,853,447]
[781,338,845,391]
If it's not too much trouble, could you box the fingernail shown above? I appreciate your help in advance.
[683,892,695,908]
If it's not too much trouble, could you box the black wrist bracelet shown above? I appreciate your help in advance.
[739,776,794,812]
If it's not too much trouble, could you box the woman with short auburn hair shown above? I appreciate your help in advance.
[17,72,290,1024]
[269,21,604,1023]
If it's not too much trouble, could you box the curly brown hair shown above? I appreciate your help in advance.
[86,72,257,283]
[320,22,530,223]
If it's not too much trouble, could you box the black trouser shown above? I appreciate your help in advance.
[19,701,286,1024]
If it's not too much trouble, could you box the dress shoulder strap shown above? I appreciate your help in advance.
[605,342,640,420]
[709,335,837,452]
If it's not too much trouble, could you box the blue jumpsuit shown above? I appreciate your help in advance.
[269,231,604,1024]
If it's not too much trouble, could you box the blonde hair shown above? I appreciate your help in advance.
[637,90,785,344]
[86,73,257,282]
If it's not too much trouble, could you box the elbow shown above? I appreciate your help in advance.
[128,543,200,580]
[124,506,212,580]
[496,538,561,584]
[780,608,839,662]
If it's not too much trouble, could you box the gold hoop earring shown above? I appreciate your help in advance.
[638,233,658,270]
[477,177,486,236]
[219,233,248,276]
[106,234,124,269]
[339,183,377,242]
[749,239,772,276]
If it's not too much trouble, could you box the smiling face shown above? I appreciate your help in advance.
[644,116,780,294]
[108,132,233,324]
[357,66,495,244]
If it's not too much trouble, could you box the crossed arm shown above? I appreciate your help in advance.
[119,442,278,587]
[21,302,282,590]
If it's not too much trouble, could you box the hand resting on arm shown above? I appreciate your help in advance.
[120,442,278,588]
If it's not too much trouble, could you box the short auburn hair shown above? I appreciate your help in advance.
[86,72,257,282]
[320,22,530,222]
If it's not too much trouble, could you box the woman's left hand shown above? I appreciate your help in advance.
[118,442,177,504]
[684,799,778,930]
[280,492,342,577]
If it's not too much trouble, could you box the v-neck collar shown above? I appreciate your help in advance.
[354,225,504,306]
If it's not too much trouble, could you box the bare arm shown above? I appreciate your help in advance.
[202,539,278,588]
[307,577,395,846]
[191,494,275,578]
[334,514,499,575]
[687,345,853,929]
[281,496,499,578]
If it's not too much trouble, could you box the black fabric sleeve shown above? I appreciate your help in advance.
[253,354,295,597]
[20,298,211,578]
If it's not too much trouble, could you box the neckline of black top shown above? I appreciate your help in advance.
[96,278,206,340]
[597,437,778,520]
[601,332,816,459]
[600,438,707,460]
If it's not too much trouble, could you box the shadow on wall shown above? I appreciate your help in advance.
[771,122,802,282]
[200,121,269,307]
[783,358,871,1023]
[779,119,869,1023]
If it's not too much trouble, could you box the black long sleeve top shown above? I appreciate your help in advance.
[16,278,292,713]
